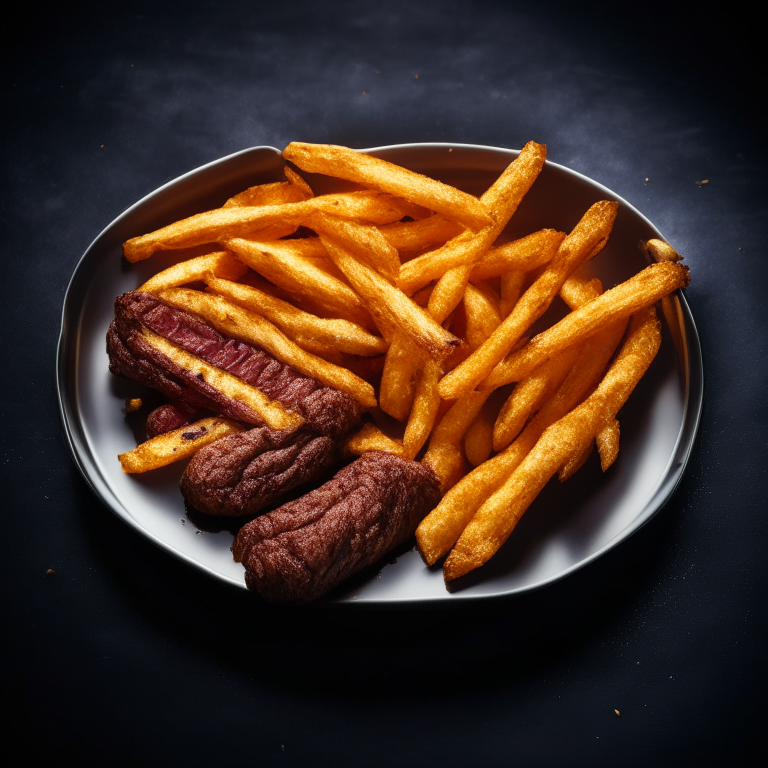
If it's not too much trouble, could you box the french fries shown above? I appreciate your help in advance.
[205,275,387,358]
[443,307,662,581]
[438,200,619,400]
[483,261,690,387]
[138,251,248,293]
[116,140,691,591]
[119,418,245,473]
[283,142,494,231]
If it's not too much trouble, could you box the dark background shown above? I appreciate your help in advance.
[3,2,766,765]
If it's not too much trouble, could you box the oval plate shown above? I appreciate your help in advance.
[57,143,703,603]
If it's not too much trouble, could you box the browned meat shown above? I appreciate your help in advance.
[233,451,441,603]
[108,292,362,437]
[180,426,338,518]
[146,402,204,438]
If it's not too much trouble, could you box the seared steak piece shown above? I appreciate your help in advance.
[108,292,362,437]
[233,451,441,603]
[146,402,204,438]
[180,426,338,518]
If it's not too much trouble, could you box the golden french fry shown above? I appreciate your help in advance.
[427,263,473,323]
[402,359,442,459]
[283,166,315,198]
[283,142,494,231]
[138,251,248,293]
[379,215,463,255]
[423,390,491,492]
[483,261,690,387]
[141,328,303,430]
[596,418,620,471]
[225,238,374,330]
[643,238,684,263]
[439,200,619,400]
[499,270,526,317]
[464,395,500,467]
[205,276,388,357]
[157,288,377,409]
[379,336,424,420]
[492,344,581,451]
[342,423,405,458]
[119,417,245,473]
[123,191,415,263]
[443,307,661,581]
[416,314,628,566]
[320,235,462,361]
[464,282,502,349]
[306,211,401,283]
[559,269,603,309]
[557,441,594,482]
[223,177,311,208]
[397,142,548,296]
[469,229,565,281]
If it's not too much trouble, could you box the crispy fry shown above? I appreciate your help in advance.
[464,282,502,349]
[223,177,311,208]
[123,191,415,263]
[464,394,500,466]
[439,200,619,400]
[469,229,565,281]
[138,251,248,293]
[443,307,662,581]
[427,263,473,323]
[379,215,463,254]
[402,359,442,459]
[492,344,581,451]
[119,417,245,473]
[320,235,462,361]
[205,276,388,357]
[416,314,628,565]
[397,142,548,296]
[499,270,526,317]
[283,166,315,198]
[142,328,303,430]
[483,261,690,387]
[423,391,491,492]
[379,336,423,420]
[225,238,374,330]
[156,288,377,409]
[306,211,401,283]
[342,423,406,458]
[557,441,593,482]
[596,418,620,471]
[559,269,602,309]
[283,141,494,231]
[643,238,684,263]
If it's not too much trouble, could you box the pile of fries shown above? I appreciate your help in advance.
[118,140,689,583]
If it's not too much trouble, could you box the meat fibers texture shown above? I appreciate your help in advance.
[180,426,338,517]
[108,292,362,437]
[146,402,203,438]
[233,451,442,603]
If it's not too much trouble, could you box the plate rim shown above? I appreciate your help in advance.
[56,142,704,604]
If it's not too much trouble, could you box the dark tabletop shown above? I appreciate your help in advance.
[3,2,766,766]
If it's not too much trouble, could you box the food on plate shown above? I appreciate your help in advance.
[282,141,493,230]
[442,306,662,580]
[119,417,245,473]
[109,139,691,601]
[180,426,339,518]
[232,451,441,603]
[108,292,363,436]
[438,200,619,400]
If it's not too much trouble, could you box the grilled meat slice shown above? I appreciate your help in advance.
[180,426,338,518]
[108,292,362,437]
[233,451,441,603]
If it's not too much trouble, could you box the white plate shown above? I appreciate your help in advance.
[57,143,703,603]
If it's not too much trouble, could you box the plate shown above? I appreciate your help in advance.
[57,143,703,603]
